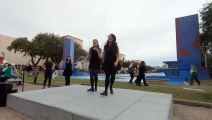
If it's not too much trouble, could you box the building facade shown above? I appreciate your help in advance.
[0,34,84,65]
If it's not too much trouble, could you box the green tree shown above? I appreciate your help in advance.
[200,2,212,77]
[146,65,155,71]
[7,33,63,67]
[74,43,88,61]
[200,2,212,54]
[33,33,63,64]
[120,60,131,68]
[207,54,212,76]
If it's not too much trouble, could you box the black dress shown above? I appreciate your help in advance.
[137,66,148,86]
[102,45,118,72]
[100,44,119,96]
[43,62,53,88]
[63,62,72,77]
[44,62,53,77]
[89,47,101,70]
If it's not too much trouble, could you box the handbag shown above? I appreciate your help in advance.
[134,69,139,77]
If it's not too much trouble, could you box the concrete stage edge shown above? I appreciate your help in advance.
[7,85,173,120]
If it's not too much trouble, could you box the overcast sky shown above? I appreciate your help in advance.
[0,0,211,66]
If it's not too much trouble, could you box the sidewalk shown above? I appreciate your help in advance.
[0,83,212,120]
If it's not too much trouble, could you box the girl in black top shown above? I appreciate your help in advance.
[136,61,149,86]
[43,58,53,89]
[101,34,120,96]
[63,56,72,86]
[87,39,102,92]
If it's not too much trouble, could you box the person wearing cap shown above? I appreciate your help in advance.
[100,34,120,96]
[0,62,12,82]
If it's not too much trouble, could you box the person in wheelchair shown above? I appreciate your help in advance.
[11,63,22,85]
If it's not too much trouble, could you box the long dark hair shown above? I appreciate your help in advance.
[140,61,146,67]
[66,56,72,63]
[105,34,118,54]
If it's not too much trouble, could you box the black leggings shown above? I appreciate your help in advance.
[0,77,9,83]
[65,76,70,86]
[43,76,52,88]
[89,69,99,90]
[137,75,148,86]
[129,73,134,83]
[104,69,116,91]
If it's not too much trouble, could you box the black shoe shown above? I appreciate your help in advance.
[100,91,107,96]
[110,89,114,94]
[95,88,97,91]
[144,84,149,86]
[87,88,94,92]
[9,89,18,93]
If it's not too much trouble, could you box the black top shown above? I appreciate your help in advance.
[138,66,146,77]
[63,61,72,77]
[102,44,119,71]
[44,62,53,77]
[89,47,101,70]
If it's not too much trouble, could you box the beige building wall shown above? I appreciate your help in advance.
[0,34,31,65]
[119,54,126,61]
[0,34,84,66]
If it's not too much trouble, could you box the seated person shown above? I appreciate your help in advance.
[0,62,12,83]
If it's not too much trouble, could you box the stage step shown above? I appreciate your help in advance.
[7,85,173,120]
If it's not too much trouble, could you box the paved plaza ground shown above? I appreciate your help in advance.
[0,83,212,120]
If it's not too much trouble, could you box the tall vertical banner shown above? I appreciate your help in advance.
[176,14,201,67]
[175,14,201,78]
[63,38,75,69]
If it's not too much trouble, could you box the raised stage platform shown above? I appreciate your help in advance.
[7,85,173,120]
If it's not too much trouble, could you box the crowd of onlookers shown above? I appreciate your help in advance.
[128,61,149,86]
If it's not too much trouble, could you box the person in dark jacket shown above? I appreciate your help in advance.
[63,56,72,86]
[42,58,53,89]
[86,39,102,92]
[100,34,120,96]
[136,61,149,86]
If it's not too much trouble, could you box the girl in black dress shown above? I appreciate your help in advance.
[63,56,72,86]
[136,61,149,86]
[101,34,120,96]
[87,39,102,92]
[43,58,53,89]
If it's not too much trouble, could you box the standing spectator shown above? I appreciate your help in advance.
[42,58,53,89]
[62,56,72,86]
[86,39,102,92]
[128,62,137,84]
[33,67,39,84]
[136,61,149,86]
[27,64,33,76]
[190,65,200,85]
[101,34,120,96]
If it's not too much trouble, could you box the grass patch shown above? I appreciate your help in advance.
[24,74,212,103]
